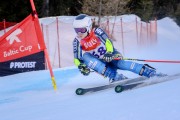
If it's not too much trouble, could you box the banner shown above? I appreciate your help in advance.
[0,14,46,76]
[0,51,45,76]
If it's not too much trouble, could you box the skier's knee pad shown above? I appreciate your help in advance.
[139,64,156,78]
[82,53,106,74]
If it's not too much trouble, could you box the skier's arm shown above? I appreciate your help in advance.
[74,58,81,67]
[73,39,90,75]
[73,38,82,66]
[104,39,123,60]
[105,38,114,53]
[94,28,123,61]
[94,28,114,53]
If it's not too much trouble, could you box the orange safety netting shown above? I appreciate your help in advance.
[41,16,157,68]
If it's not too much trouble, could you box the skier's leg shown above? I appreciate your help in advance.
[82,53,106,75]
[82,53,126,81]
[112,60,157,78]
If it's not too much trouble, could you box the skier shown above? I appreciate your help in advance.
[72,14,163,83]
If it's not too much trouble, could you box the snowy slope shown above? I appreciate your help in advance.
[0,15,180,120]
[0,67,180,120]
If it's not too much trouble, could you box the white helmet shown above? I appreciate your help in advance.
[73,14,92,33]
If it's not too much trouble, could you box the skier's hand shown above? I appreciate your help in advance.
[78,63,90,76]
[103,52,114,62]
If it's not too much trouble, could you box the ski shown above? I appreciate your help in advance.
[115,73,180,93]
[75,76,147,95]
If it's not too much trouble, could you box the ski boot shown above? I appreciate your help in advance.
[102,66,127,83]
[140,64,167,78]
[109,73,128,83]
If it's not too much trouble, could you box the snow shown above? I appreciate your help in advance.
[0,15,180,120]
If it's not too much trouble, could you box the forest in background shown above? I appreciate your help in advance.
[0,0,180,26]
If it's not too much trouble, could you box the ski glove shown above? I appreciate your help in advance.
[113,53,123,60]
[78,63,90,76]
[103,52,114,62]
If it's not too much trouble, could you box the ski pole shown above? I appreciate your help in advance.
[122,58,180,63]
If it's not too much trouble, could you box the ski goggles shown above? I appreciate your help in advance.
[74,28,87,33]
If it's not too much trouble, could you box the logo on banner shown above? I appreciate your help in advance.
[10,62,37,68]
[3,28,33,58]
[6,29,22,44]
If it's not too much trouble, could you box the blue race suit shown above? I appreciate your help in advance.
[73,27,155,79]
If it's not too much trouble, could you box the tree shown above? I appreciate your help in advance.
[82,0,130,25]
[127,0,154,21]
[49,0,83,16]
[0,0,43,22]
